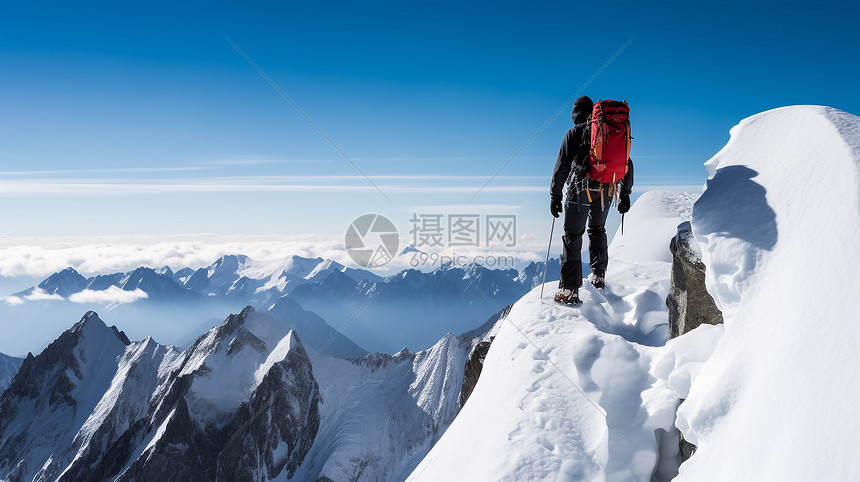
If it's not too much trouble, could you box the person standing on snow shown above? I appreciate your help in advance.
[549,95,634,305]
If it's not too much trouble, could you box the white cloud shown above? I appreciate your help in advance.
[0,232,550,280]
[24,288,65,302]
[68,286,148,304]
[1,296,24,305]
[1,288,65,304]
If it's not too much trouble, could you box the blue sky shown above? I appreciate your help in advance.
[2,0,859,265]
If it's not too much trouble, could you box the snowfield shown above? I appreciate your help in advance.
[411,106,860,481]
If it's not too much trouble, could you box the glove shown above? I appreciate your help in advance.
[618,194,630,214]
[551,199,563,218]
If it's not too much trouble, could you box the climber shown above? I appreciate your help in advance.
[549,95,634,305]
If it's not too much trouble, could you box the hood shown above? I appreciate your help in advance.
[571,96,593,125]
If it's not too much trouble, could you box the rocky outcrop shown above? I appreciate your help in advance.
[458,338,493,408]
[666,222,724,465]
[457,306,509,409]
[667,221,724,338]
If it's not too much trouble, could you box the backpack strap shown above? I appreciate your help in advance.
[600,185,604,211]
[612,173,619,206]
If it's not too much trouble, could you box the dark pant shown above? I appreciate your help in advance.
[559,188,613,290]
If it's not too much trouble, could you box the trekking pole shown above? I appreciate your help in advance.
[539,216,556,300]
[621,213,625,235]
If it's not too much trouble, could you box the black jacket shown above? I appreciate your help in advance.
[550,98,634,202]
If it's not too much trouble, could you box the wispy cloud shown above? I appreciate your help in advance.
[0,176,547,196]
[68,286,148,304]
[378,156,473,162]
[0,173,695,197]
[1,295,23,305]
[0,166,212,177]
[1,287,65,304]
[198,157,333,166]
[2,286,149,305]
[25,288,64,301]
[406,204,524,213]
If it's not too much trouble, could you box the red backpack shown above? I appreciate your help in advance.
[588,100,631,184]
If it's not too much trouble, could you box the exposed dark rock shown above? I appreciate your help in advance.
[679,427,697,463]
[350,348,415,372]
[111,326,132,346]
[666,222,724,467]
[118,398,220,482]
[667,221,724,338]
[458,337,494,408]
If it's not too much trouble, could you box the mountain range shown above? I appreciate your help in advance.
[4,255,560,354]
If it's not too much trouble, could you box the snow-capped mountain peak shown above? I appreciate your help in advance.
[34,267,88,297]
[0,311,131,481]
[282,254,325,278]
[210,254,249,276]
[175,306,308,428]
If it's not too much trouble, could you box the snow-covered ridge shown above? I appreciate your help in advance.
[676,106,860,479]
[411,190,698,480]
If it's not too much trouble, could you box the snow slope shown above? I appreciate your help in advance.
[675,106,860,479]
[410,190,699,481]
[293,331,476,481]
